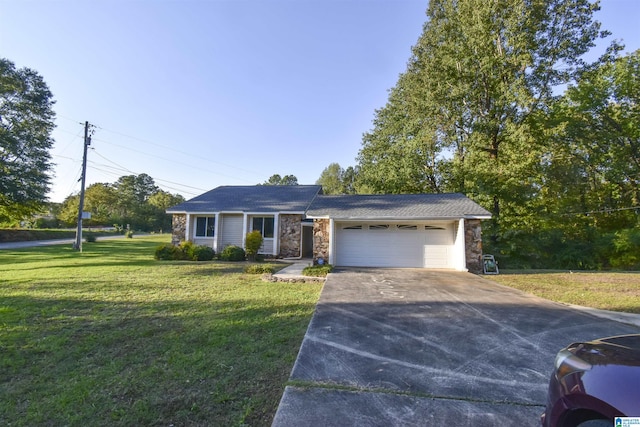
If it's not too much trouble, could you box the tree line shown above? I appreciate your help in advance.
[1,58,55,224]
[3,0,639,268]
[315,0,640,270]
[52,174,185,232]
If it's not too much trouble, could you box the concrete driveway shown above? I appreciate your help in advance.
[273,269,640,426]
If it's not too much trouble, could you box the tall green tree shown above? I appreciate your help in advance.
[357,69,444,194]
[316,163,361,194]
[57,174,183,231]
[57,183,119,226]
[83,183,119,226]
[0,58,56,223]
[261,174,298,185]
[114,173,158,205]
[316,163,343,194]
[341,166,359,194]
[113,173,159,223]
[148,190,185,231]
[543,49,640,231]
[357,0,613,244]
[57,194,80,227]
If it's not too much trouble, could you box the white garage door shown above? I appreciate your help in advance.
[335,222,455,268]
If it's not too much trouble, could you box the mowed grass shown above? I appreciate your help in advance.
[490,270,640,314]
[0,235,322,426]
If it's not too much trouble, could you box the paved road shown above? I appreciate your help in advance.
[273,269,640,426]
[0,235,126,250]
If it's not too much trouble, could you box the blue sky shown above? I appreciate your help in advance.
[1,0,639,203]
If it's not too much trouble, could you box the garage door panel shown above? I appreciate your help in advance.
[336,230,423,267]
[424,229,452,245]
[335,223,455,268]
[424,245,452,268]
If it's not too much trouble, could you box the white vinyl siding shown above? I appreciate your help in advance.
[335,222,456,268]
[220,214,243,248]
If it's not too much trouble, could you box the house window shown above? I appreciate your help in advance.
[252,217,274,238]
[195,216,215,237]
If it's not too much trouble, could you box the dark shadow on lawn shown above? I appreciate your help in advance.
[0,293,317,426]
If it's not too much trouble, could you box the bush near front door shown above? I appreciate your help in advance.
[245,230,263,261]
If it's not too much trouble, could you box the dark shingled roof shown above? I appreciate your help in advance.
[306,193,491,219]
[167,186,491,219]
[167,185,323,213]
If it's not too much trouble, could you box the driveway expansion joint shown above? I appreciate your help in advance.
[285,380,546,408]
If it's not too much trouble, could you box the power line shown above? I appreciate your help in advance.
[52,154,80,162]
[53,118,282,198]
[95,125,266,178]
[63,160,204,198]
[54,126,84,157]
[93,136,258,184]
[88,164,204,196]
[57,116,268,180]
[90,148,137,175]
[87,164,202,197]
[53,149,207,197]
[90,148,210,193]
[563,205,640,216]
[64,166,83,197]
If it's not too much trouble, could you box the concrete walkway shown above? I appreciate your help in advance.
[272,259,322,281]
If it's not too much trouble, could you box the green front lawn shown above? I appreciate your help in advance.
[0,235,322,426]
[489,270,640,314]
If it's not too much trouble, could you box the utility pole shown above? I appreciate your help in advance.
[73,121,92,251]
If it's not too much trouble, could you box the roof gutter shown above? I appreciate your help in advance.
[305,215,492,221]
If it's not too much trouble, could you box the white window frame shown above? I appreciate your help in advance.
[195,216,215,237]
[251,216,275,238]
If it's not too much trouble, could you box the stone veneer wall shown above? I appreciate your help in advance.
[464,219,484,274]
[279,214,302,258]
[313,219,330,264]
[172,214,187,246]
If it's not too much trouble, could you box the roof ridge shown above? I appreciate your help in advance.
[215,184,322,188]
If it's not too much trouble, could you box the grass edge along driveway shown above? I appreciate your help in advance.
[0,235,322,426]
[489,270,640,314]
